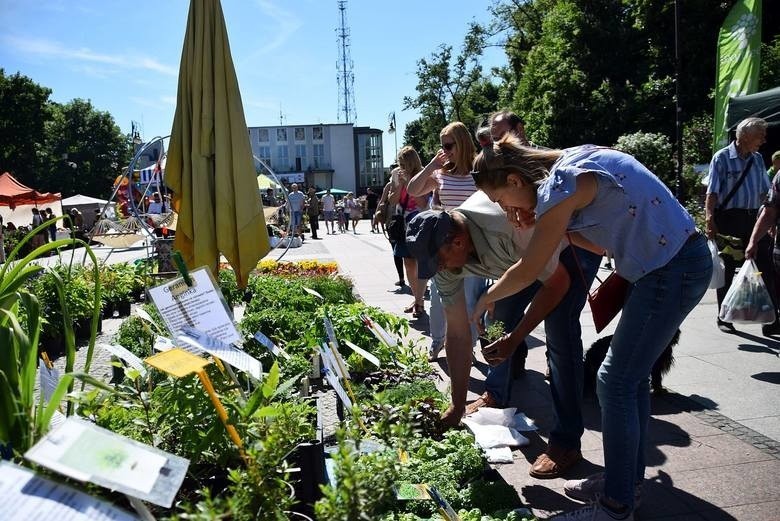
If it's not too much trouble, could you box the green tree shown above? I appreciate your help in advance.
[759,35,780,91]
[43,99,130,198]
[402,24,495,159]
[0,70,53,187]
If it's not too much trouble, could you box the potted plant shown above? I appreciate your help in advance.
[479,319,506,349]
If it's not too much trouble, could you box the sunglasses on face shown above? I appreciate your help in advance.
[441,142,456,151]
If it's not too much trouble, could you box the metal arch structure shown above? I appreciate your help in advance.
[254,155,295,262]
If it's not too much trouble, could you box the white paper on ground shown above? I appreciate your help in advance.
[465,407,517,427]
[178,327,262,380]
[99,344,147,377]
[513,412,538,431]
[485,446,514,463]
[0,461,137,521]
[462,419,529,449]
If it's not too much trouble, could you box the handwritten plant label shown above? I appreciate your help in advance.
[148,267,240,344]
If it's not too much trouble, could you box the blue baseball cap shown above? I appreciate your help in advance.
[405,210,453,279]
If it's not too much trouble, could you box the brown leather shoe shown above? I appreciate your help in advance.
[529,445,582,479]
[464,391,498,416]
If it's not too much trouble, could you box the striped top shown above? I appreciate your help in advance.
[706,142,770,210]
[436,171,477,209]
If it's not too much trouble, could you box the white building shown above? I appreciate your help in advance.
[247,123,383,194]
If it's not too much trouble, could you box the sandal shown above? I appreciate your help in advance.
[403,301,416,313]
[412,303,426,318]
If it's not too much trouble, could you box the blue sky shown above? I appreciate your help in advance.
[0,0,507,166]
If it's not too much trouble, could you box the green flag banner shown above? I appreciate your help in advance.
[713,0,762,152]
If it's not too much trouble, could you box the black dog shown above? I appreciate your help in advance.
[583,330,679,399]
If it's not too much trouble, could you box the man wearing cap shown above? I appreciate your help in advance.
[406,191,600,478]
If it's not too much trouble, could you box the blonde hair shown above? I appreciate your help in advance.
[471,134,562,189]
[440,122,476,174]
[397,145,423,177]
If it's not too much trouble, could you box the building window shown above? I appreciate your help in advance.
[258,146,271,166]
[295,144,307,171]
[312,126,323,140]
[312,144,325,168]
[276,145,289,170]
[360,133,382,187]
[276,128,287,142]
[258,128,269,142]
[294,127,305,141]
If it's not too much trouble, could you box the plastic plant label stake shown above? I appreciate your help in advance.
[144,348,210,378]
[342,339,380,368]
[254,331,291,360]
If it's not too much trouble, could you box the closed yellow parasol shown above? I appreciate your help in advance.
[166,0,269,287]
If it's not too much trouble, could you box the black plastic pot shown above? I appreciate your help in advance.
[287,440,326,518]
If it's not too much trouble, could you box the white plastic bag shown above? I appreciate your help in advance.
[708,240,725,289]
[719,260,775,324]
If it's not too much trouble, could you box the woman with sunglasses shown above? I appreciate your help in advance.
[407,122,491,372]
[470,136,712,521]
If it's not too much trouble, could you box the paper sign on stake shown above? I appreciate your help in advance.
[24,417,189,508]
[0,461,137,521]
[147,267,240,345]
[178,327,262,380]
[145,348,210,378]
[253,331,291,360]
[100,343,147,377]
[153,335,176,352]
[39,365,60,404]
[342,339,381,368]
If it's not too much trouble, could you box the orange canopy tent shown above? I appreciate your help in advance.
[0,172,61,208]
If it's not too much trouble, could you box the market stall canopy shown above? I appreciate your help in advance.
[316,188,350,196]
[0,172,61,208]
[167,0,269,287]
[727,87,780,129]
[61,194,109,207]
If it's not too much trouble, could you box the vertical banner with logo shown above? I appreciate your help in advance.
[713,0,762,152]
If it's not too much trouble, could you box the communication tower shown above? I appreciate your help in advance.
[336,0,356,123]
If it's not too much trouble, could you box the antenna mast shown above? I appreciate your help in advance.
[336,0,356,123]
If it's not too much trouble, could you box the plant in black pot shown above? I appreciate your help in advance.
[478,320,506,350]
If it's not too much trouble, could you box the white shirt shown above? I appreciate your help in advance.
[322,194,335,212]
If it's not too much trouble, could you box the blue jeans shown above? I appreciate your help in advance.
[431,276,489,346]
[544,246,600,451]
[291,210,303,230]
[598,234,711,508]
[485,280,540,404]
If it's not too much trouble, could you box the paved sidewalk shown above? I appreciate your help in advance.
[278,220,780,521]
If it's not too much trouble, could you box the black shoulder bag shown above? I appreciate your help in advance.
[386,189,408,243]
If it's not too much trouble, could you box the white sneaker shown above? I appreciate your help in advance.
[564,474,642,508]
[427,340,444,360]
[552,499,633,520]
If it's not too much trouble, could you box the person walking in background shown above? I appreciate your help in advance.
[0,215,5,263]
[306,187,321,240]
[30,208,45,248]
[470,136,711,521]
[408,121,487,361]
[705,117,779,335]
[321,189,336,234]
[376,170,407,289]
[389,146,429,318]
[287,183,306,239]
[343,192,359,233]
[366,187,379,233]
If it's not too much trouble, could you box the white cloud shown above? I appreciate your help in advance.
[3,35,177,76]
[245,0,302,56]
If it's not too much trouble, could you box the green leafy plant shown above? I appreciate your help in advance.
[481,320,506,344]
[0,220,106,456]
